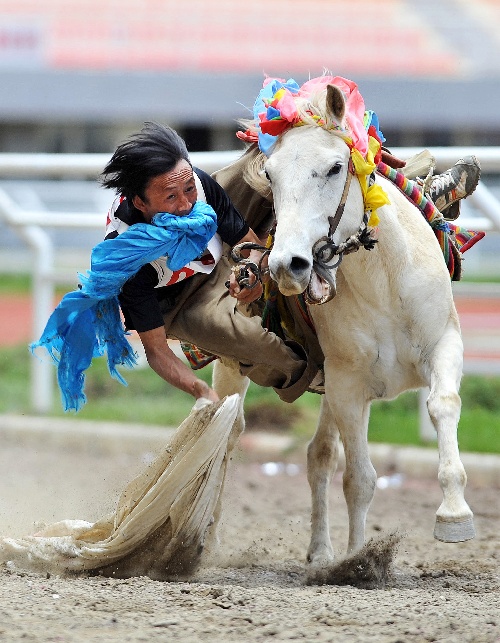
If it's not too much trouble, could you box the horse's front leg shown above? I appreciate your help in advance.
[426,322,475,542]
[307,397,340,565]
[325,370,376,554]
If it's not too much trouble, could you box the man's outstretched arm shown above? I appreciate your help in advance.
[138,326,219,403]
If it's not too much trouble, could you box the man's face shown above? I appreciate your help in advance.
[132,159,198,221]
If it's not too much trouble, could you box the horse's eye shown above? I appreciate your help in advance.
[264,170,271,183]
[327,163,342,177]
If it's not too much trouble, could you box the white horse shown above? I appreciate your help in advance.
[211,81,474,567]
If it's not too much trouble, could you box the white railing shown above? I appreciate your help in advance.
[0,148,499,423]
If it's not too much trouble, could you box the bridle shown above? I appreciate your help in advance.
[230,156,378,301]
[311,157,377,279]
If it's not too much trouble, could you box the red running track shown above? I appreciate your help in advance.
[1,294,499,364]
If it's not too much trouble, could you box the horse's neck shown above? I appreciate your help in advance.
[338,176,445,311]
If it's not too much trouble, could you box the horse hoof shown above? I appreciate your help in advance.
[433,516,475,542]
[307,546,334,567]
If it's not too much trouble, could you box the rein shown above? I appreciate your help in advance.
[228,242,270,289]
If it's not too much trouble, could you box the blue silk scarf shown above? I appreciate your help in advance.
[31,201,218,412]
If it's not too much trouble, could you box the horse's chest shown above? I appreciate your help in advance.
[311,304,423,393]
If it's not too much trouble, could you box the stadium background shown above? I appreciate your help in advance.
[0,0,499,153]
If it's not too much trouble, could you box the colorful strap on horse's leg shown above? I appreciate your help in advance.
[377,161,485,280]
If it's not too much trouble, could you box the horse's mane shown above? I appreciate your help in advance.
[239,83,349,198]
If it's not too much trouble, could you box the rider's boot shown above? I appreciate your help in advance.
[427,156,481,220]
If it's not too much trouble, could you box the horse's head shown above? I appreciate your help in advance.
[262,84,365,303]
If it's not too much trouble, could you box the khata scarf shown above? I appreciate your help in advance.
[31,201,218,412]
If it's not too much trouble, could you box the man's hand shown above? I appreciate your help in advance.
[228,230,268,303]
[192,378,219,403]
[228,254,264,303]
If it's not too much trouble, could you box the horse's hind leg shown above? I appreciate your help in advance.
[426,322,475,542]
[212,358,250,452]
[307,397,340,565]
[202,359,250,561]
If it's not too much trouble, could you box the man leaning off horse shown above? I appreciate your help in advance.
[100,122,319,405]
[100,122,480,406]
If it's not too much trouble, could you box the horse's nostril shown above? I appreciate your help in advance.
[290,256,310,274]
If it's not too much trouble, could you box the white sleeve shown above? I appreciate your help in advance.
[105,195,130,237]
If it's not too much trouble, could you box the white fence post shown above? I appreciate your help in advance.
[24,226,55,413]
[0,187,57,413]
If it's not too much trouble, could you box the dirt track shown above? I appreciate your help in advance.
[0,436,498,643]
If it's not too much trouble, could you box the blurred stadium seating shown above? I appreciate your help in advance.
[0,0,499,150]
[0,0,468,75]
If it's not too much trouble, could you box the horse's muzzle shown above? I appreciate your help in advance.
[269,255,311,296]
[270,253,338,303]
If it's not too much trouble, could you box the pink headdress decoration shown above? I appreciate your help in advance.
[238,75,371,158]
[299,76,369,157]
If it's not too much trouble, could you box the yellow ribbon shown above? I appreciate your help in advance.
[349,135,390,228]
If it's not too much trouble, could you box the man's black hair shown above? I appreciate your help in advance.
[100,122,191,201]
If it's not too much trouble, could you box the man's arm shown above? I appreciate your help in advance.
[138,326,219,403]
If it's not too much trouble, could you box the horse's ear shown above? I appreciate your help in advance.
[326,84,345,122]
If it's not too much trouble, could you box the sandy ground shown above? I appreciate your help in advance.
[0,433,498,643]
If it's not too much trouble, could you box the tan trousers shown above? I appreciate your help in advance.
[161,255,319,403]
[212,145,324,369]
